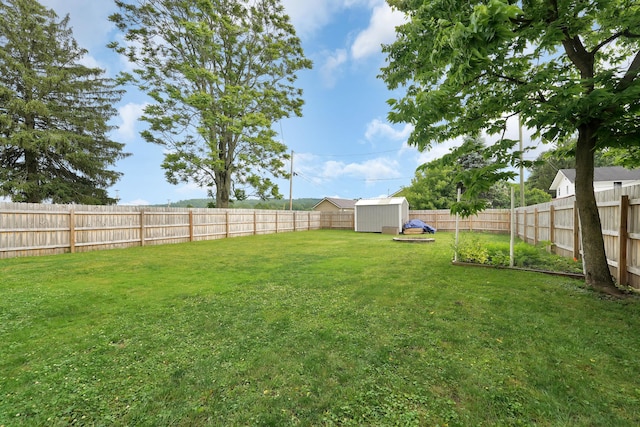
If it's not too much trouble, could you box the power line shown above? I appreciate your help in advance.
[309,149,401,158]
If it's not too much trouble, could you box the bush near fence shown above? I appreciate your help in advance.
[3,184,640,289]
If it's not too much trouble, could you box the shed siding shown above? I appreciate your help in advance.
[354,198,409,233]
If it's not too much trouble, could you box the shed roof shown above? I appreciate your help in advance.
[355,197,407,207]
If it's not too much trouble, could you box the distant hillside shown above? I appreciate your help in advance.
[159,198,321,210]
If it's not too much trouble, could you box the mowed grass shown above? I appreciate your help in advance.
[1,230,639,426]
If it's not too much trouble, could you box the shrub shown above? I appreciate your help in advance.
[454,234,583,274]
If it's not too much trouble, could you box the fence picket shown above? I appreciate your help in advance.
[3,184,640,289]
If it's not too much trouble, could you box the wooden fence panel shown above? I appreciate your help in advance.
[410,209,510,232]
[4,188,640,289]
[0,203,321,259]
[320,212,354,230]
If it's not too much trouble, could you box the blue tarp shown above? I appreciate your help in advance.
[403,219,436,234]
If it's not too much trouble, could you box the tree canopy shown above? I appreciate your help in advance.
[109,0,312,208]
[381,0,639,293]
[405,136,550,210]
[0,0,128,204]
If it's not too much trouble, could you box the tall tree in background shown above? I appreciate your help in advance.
[0,0,128,204]
[405,136,506,210]
[405,136,549,210]
[381,0,639,294]
[109,0,311,208]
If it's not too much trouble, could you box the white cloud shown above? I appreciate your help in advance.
[39,0,117,51]
[282,0,380,37]
[322,158,401,182]
[175,182,208,197]
[319,49,348,87]
[351,3,405,60]
[117,103,147,141]
[281,1,336,37]
[121,198,150,206]
[365,119,413,141]
[414,138,463,166]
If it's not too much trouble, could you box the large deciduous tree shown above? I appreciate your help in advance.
[0,0,128,204]
[381,0,639,294]
[109,0,311,207]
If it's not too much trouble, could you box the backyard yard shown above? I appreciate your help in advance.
[1,230,639,426]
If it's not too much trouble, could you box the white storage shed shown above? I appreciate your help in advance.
[354,197,409,233]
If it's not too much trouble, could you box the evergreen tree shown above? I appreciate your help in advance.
[0,0,128,204]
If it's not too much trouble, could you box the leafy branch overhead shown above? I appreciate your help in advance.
[381,0,639,293]
[109,0,311,207]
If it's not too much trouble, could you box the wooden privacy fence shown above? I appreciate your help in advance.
[514,184,640,289]
[4,185,640,289]
[0,203,323,258]
[409,209,511,233]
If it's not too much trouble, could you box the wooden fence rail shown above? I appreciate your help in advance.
[0,204,324,258]
[4,184,640,289]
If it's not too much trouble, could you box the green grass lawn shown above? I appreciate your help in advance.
[1,230,639,426]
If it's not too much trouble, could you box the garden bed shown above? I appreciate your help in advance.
[452,260,585,279]
[393,237,435,243]
[455,233,584,275]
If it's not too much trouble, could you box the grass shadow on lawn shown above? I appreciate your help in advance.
[1,230,639,426]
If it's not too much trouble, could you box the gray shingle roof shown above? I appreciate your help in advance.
[558,167,640,183]
[314,197,356,209]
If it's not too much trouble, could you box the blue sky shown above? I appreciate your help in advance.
[39,0,544,206]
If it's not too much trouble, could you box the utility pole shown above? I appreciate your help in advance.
[519,114,525,208]
[289,150,294,211]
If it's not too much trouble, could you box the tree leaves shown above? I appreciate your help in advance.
[110,0,311,207]
[0,0,128,204]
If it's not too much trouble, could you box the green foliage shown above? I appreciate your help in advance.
[382,0,639,290]
[405,136,524,211]
[109,0,312,207]
[1,231,639,425]
[526,139,616,196]
[455,234,583,273]
[0,0,128,204]
[164,197,321,210]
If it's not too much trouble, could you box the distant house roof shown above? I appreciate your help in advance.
[550,167,640,190]
[312,197,356,210]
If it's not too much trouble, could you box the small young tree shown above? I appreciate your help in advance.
[0,0,128,204]
[381,0,639,294]
[109,0,312,207]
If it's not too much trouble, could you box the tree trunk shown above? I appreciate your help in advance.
[574,124,619,294]
[215,170,231,208]
[24,149,41,203]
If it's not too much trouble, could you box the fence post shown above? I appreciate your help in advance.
[140,210,145,246]
[293,211,297,232]
[523,210,528,243]
[275,211,279,233]
[573,202,580,260]
[69,209,76,253]
[549,205,556,254]
[253,211,257,235]
[618,195,629,286]
[189,210,194,242]
[534,208,539,246]
[226,211,230,238]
